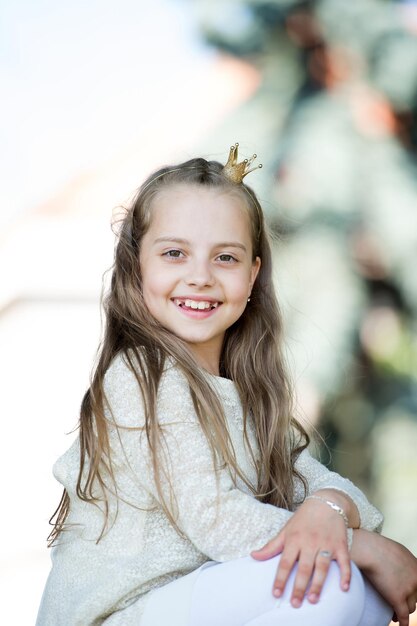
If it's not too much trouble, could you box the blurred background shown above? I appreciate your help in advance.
[1,0,417,623]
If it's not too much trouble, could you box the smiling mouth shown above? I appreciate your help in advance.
[172,298,221,311]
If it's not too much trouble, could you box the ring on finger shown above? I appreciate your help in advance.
[318,550,332,559]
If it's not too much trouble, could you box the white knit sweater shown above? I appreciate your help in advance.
[36,353,383,625]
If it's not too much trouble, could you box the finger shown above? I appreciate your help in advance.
[272,546,300,599]
[307,552,333,603]
[251,533,285,561]
[335,549,351,592]
[290,555,316,607]
[393,603,410,626]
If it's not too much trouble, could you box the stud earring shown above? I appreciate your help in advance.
[247,297,251,302]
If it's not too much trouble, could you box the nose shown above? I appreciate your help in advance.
[185,257,215,288]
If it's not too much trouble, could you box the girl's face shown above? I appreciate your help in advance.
[139,184,261,375]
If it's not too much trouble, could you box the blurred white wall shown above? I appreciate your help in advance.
[0,1,259,622]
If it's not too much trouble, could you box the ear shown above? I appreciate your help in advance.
[249,256,261,294]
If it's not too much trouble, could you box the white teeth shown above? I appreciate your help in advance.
[174,298,218,310]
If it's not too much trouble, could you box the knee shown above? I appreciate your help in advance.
[317,561,365,624]
[324,560,364,598]
[345,561,366,605]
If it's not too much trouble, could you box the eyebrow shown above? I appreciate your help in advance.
[153,237,247,252]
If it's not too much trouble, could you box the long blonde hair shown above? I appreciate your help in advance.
[48,157,309,545]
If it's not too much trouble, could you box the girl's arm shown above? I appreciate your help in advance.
[306,487,360,529]
[350,529,417,626]
[104,355,294,559]
[251,489,353,607]
[250,449,383,608]
[251,496,417,624]
[293,448,384,532]
[105,356,390,608]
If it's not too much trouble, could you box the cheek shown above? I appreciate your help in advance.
[141,268,178,318]
[141,278,168,322]
[140,262,157,303]
[143,277,166,304]
[227,271,253,303]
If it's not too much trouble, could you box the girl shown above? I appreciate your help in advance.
[37,145,417,626]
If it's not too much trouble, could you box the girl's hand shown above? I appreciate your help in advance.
[351,529,417,626]
[251,492,352,608]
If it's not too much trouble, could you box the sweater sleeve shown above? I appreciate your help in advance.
[294,449,384,533]
[103,354,383,562]
[103,354,291,561]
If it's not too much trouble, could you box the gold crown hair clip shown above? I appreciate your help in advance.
[222,143,262,183]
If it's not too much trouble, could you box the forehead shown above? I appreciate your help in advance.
[147,183,253,239]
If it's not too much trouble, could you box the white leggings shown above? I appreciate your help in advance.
[190,556,392,625]
[145,555,393,626]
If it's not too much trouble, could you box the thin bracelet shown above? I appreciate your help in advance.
[305,495,349,528]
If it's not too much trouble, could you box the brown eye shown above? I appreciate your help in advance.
[164,249,183,258]
[218,254,237,263]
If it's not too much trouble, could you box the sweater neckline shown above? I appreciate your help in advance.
[203,371,239,397]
